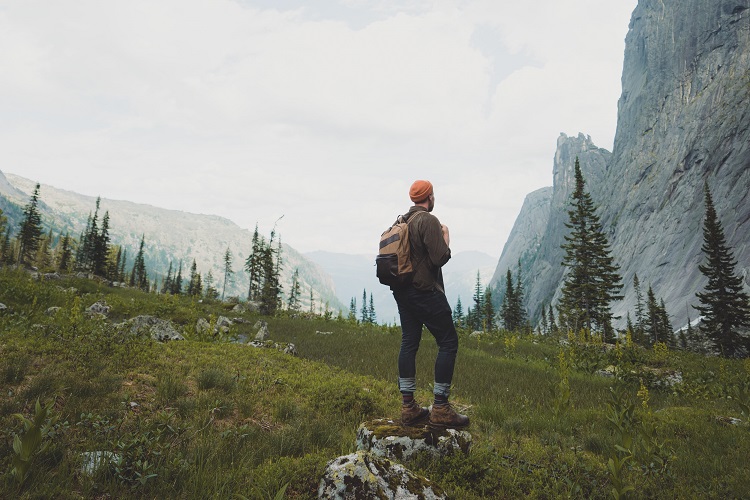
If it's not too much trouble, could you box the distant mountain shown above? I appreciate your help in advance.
[305,250,497,325]
[0,170,345,312]
[492,0,750,332]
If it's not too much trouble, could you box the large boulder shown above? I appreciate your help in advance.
[86,300,111,318]
[254,323,270,341]
[318,450,445,500]
[357,418,472,463]
[120,315,184,342]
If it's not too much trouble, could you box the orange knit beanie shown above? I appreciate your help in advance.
[409,180,433,203]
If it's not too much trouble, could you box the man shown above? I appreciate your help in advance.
[393,179,469,428]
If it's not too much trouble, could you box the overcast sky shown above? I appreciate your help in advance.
[0,0,638,257]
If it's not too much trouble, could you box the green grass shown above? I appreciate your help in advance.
[1,267,750,498]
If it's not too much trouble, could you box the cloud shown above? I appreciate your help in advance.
[0,0,638,257]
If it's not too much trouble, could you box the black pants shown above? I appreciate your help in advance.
[393,286,458,397]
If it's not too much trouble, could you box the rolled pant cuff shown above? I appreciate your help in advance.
[433,382,451,398]
[398,378,417,394]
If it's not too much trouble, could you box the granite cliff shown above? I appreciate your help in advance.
[493,0,750,330]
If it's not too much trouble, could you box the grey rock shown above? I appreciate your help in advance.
[253,320,267,330]
[196,318,211,335]
[231,303,246,313]
[0,303,7,311]
[318,450,445,500]
[356,418,472,463]
[45,306,61,316]
[254,323,270,341]
[86,300,111,317]
[43,272,61,280]
[247,340,297,356]
[121,315,184,342]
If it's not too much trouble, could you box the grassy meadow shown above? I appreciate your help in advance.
[1,267,749,498]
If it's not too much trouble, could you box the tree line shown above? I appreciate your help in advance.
[0,185,307,317]
[450,158,750,358]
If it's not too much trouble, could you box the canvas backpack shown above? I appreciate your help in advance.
[375,211,425,287]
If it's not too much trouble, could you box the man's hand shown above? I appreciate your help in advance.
[441,224,450,247]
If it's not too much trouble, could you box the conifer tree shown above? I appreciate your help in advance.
[204,270,219,300]
[222,248,233,301]
[515,260,528,329]
[245,224,263,301]
[660,298,674,348]
[187,259,202,297]
[540,304,549,335]
[162,261,174,294]
[633,273,646,344]
[559,158,623,340]
[93,209,111,276]
[35,229,53,270]
[172,260,183,295]
[453,296,464,328]
[57,232,73,273]
[129,235,149,291]
[471,271,484,331]
[548,304,559,336]
[694,183,750,357]
[500,269,519,331]
[18,183,44,267]
[361,289,369,323]
[483,286,496,332]
[368,293,376,325]
[1,225,12,264]
[119,248,127,282]
[349,297,357,323]
[288,268,302,311]
[309,286,315,314]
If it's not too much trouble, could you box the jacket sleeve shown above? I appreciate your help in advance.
[422,215,451,267]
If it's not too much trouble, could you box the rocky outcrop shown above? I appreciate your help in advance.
[119,315,185,342]
[356,418,471,462]
[495,1,750,331]
[318,450,445,500]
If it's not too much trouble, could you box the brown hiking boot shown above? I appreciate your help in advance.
[429,403,470,428]
[401,401,429,426]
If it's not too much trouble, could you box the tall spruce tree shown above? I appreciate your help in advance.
[93,209,111,276]
[453,296,464,328]
[245,224,263,301]
[288,268,302,311]
[633,273,647,345]
[558,158,623,340]
[483,286,496,332]
[18,183,44,267]
[57,232,73,273]
[368,293,376,325]
[471,271,484,331]
[500,269,520,331]
[694,183,750,357]
[129,235,149,291]
[222,248,233,301]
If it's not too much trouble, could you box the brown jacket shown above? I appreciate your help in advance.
[404,206,451,292]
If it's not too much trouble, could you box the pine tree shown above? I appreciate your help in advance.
[57,232,73,273]
[187,259,201,297]
[309,286,315,314]
[35,229,53,270]
[694,183,750,357]
[368,293,376,325]
[646,285,660,345]
[471,271,484,331]
[162,261,174,294]
[540,305,549,335]
[204,270,219,300]
[349,297,357,323]
[245,224,263,301]
[119,249,127,282]
[515,260,528,329]
[222,248,233,301]
[659,298,674,348]
[288,268,302,311]
[453,296,464,328]
[361,289,369,323]
[93,209,111,277]
[18,183,44,267]
[559,158,623,340]
[1,225,12,264]
[633,273,646,344]
[500,269,518,331]
[172,261,183,295]
[129,235,149,291]
[548,304,559,336]
[483,286,496,332]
